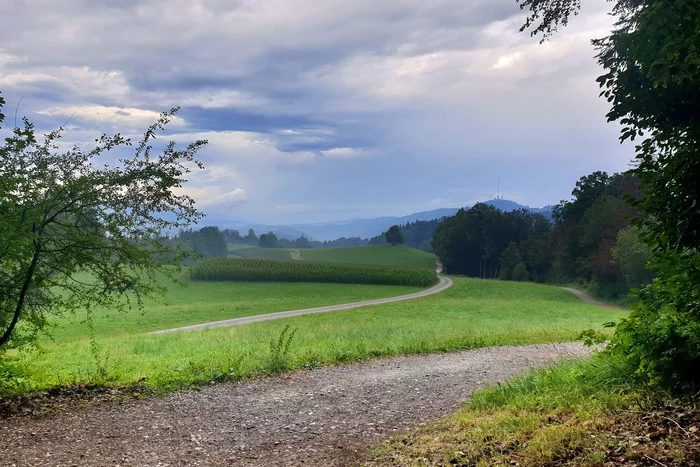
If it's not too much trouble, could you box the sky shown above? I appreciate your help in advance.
[0,0,635,224]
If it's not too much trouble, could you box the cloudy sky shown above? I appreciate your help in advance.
[0,0,634,224]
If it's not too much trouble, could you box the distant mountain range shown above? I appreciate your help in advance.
[208,199,554,242]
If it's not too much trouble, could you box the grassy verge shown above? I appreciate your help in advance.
[369,353,700,466]
[3,278,626,398]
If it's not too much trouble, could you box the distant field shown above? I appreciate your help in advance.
[298,246,436,269]
[191,258,437,286]
[227,245,294,261]
[227,244,437,269]
[10,278,627,397]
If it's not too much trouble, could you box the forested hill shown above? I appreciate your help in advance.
[209,200,552,242]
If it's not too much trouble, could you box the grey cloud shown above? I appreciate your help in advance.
[0,0,632,224]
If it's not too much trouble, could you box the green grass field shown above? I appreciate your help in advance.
[227,244,437,269]
[41,280,424,343]
[6,277,627,397]
[227,244,294,261]
[297,246,437,269]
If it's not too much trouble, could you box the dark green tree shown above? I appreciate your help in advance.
[432,204,541,278]
[259,231,279,248]
[0,94,206,349]
[384,225,404,246]
[176,226,227,259]
[294,235,311,249]
[499,242,523,281]
[222,229,243,244]
[611,226,654,288]
[243,229,258,245]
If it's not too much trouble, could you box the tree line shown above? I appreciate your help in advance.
[431,171,651,300]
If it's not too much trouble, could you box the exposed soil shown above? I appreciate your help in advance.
[592,406,700,466]
[0,342,591,466]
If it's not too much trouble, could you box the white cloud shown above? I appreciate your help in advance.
[321,147,372,159]
[199,188,248,207]
[37,104,186,131]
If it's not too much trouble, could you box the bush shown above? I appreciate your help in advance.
[512,263,530,282]
[610,255,700,392]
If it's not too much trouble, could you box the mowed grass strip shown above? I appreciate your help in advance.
[9,278,628,396]
[191,257,438,287]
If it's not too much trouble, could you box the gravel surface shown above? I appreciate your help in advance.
[1,342,592,466]
[561,287,622,309]
[152,276,453,335]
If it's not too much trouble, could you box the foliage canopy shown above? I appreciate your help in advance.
[519,0,700,390]
[384,225,404,246]
[0,93,207,350]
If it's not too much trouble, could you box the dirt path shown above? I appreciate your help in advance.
[561,287,623,309]
[1,342,592,466]
[152,276,453,335]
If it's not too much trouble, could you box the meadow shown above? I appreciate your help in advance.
[7,277,627,397]
[40,280,424,343]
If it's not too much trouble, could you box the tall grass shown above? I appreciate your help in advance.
[370,353,641,466]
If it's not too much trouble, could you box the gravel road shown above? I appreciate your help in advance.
[561,287,622,309]
[152,276,453,334]
[1,342,592,467]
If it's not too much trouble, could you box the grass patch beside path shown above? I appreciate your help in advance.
[369,354,700,466]
[43,281,424,342]
[4,277,627,398]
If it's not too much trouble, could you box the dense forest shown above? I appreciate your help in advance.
[431,171,651,300]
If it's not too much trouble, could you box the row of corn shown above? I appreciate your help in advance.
[190,258,437,287]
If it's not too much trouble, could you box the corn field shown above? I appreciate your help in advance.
[190,258,437,287]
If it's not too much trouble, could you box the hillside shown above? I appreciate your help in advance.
[227,244,437,269]
[298,245,437,269]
